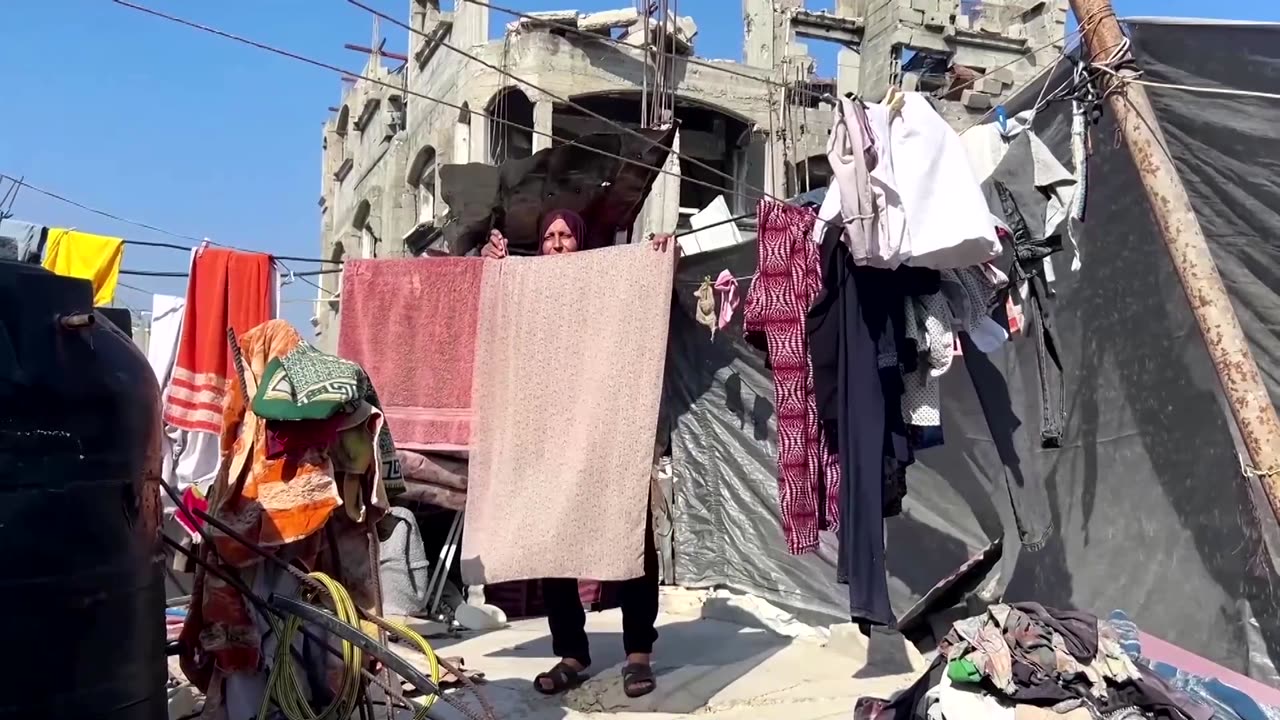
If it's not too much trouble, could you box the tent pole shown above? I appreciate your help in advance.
[1068,0,1280,523]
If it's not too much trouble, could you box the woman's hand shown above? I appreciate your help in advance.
[649,232,680,258]
[481,229,508,259]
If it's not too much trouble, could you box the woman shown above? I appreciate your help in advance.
[481,209,674,699]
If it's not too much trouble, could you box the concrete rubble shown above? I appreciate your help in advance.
[506,7,698,53]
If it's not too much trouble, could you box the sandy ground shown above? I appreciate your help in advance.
[384,590,930,720]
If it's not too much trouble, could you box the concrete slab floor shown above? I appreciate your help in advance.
[387,592,927,720]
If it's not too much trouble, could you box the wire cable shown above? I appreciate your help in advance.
[0,173,204,243]
[350,0,777,202]
[107,0,746,204]
[1091,64,1280,101]
[0,172,343,264]
[460,0,831,105]
[941,31,1080,100]
[258,571,364,720]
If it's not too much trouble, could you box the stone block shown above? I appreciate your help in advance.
[975,76,1004,94]
[907,8,926,25]
[676,15,698,41]
[954,13,971,29]
[961,89,994,110]
[910,0,935,12]
[578,8,639,32]
[923,11,951,28]
[994,67,1014,84]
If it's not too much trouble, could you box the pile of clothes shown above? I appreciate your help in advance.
[175,319,402,717]
[857,604,1279,720]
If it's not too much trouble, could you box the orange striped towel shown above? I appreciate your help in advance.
[163,247,274,434]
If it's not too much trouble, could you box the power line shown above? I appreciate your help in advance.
[121,267,342,279]
[0,173,204,243]
[351,0,806,201]
[107,0,743,205]
[1,171,343,264]
[941,30,1082,100]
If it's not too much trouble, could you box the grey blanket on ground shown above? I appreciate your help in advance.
[461,244,674,585]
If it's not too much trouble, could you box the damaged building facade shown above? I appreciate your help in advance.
[315,0,1068,347]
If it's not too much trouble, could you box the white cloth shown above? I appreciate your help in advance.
[679,195,746,256]
[813,177,844,246]
[146,294,185,385]
[926,673,1015,720]
[864,102,912,265]
[890,93,1001,269]
[155,253,221,512]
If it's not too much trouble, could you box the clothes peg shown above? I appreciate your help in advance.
[995,105,1009,135]
[197,238,210,258]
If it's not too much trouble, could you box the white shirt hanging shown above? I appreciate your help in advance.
[890,93,1002,269]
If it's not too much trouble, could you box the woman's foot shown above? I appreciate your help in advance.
[534,659,589,695]
[622,652,656,698]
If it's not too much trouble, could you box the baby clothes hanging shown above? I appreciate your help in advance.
[694,278,717,338]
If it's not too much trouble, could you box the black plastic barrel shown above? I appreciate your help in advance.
[0,261,166,719]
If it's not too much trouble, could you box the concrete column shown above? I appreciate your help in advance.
[763,122,788,199]
[453,1,489,48]
[532,99,554,153]
[743,0,802,70]
[637,129,682,240]
[858,0,902,102]
[470,111,490,163]
[837,48,862,97]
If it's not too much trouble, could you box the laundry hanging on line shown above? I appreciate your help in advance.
[41,228,124,305]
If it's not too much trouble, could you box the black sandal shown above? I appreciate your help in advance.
[533,662,588,695]
[622,662,656,698]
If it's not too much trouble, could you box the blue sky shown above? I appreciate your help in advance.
[1,0,1274,329]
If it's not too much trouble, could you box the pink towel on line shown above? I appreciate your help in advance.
[461,244,674,585]
[337,258,485,451]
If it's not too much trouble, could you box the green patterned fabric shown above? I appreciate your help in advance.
[250,341,403,494]
[253,342,366,421]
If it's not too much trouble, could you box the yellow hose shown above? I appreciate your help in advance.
[257,571,443,720]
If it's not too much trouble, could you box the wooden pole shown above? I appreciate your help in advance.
[1068,0,1280,521]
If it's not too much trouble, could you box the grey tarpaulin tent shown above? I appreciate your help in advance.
[663,18,1280,682]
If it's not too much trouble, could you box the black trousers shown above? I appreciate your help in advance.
[542,513,659,667]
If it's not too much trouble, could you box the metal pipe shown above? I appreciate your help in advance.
[1068,0,1280,521]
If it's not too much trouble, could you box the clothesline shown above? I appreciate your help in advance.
[0,172,342,265]
[119,267,342,278]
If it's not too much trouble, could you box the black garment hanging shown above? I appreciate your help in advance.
[806,230,896,628]
[988,179,1067,448]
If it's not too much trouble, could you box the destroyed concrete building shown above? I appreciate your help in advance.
[314,0,1068,347]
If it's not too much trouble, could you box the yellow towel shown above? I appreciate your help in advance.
[42,229,125,305]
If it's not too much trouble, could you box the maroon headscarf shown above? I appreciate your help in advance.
[537,209,588,254]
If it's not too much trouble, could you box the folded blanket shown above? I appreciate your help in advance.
[398,449,467,511]
[338,258,485,452]
[461,244,674,585]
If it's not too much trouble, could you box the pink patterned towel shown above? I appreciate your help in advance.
[338,258,485,451]
[461,244,674,585]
